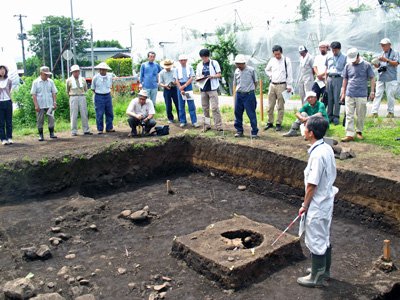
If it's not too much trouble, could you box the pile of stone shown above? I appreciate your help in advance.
[119,206,157,223]
[21,244,52,260]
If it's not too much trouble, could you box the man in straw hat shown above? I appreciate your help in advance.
[341,48,375,142]
[232,54,259,138]
[31,66,58,141]
[126,90,156,137]
[92,62,115,134]
[66,64,92,136]
[158,59,179,123]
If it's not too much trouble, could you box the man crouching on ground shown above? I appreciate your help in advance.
[126,90,156,137]
[297,115,337,288]
[283,91,328,137]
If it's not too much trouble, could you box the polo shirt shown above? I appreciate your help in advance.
[30,77,58,109]
[343,59,374,98]
[299,101,329,121]
[378,48,399,82]
[91,73,113,94]
[126,98,155,117]
[140,62,162,89]
[158,68,175,86]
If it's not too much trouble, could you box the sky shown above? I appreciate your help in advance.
[1,0,378,63]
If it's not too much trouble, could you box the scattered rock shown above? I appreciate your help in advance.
[65,253,76,260]
[89,224,97,230]
[117,268,127,275]
[51,227,62,233]
[161,276,172,282]
[3,278,37,299]
[79,279,90,286]
[75,295,96,300]
[69,286,82,298]
[210,172,215,177]
[237,185,247,191]
[129,210,149,222]
[21,246,38,260]
[46,267,55,272]
[49,237,62,246]
[76,276,84,282]
[119,210,132,218]
[36,245,52,259]
[227,257,235,262]
[159,291,167,299]
[153,282,171,292]
[374,256,397,273]
[56,233,71,240]
[67,278,75,285]
[128,282,136,289]
[31,293,66,300]
[57,266,70,276]
[47,282,55,289]
[54,216,64,225]
[148,292,157,300]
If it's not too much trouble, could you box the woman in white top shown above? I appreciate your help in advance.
[0,65,13,145]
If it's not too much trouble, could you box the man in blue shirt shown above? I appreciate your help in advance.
[139,51,162,108]
[326,41,346,125]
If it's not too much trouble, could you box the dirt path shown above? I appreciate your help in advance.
[0,174,398,299]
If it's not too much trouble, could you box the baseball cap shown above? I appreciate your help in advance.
[298,45,307,52]
[346,48,359,63]
[40,66,52,75]
[380,38,391,45]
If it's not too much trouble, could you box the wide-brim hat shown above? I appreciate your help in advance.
[40,66,52,75]
[137,90,148,98]
[94,62,112,70]
[161,59,174,68]
[70,64,80,72]
[234,54,246,64]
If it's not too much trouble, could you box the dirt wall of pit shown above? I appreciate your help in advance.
[0,136,399,232]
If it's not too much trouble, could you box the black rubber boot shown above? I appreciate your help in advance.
[297,253,326,287]
[49,128,57,139]
[38,128,44,142]
[306,246,331,279]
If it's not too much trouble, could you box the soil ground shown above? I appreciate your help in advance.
[0,173,399,300]
[1,121,399,182]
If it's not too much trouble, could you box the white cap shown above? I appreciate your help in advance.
[234,54,246,64]
[380,38,391,45]
[304,91,317,101]
[298,45,307,52]
[346,48,359,63]
[70,65,80,72]
[94,62,112,70]
[137,90,148,98]
[178,54,188,60]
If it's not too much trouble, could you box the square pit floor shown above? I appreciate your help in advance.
[172,215,304,290]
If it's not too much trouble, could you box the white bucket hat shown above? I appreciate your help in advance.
[94,62,112,70]
[137,90,148,98]
[234,54,246,64]
[178,54,188,60]
[70,64,80,72]
[304,91,317,102]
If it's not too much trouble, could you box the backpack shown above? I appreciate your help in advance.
[154,125,169,136]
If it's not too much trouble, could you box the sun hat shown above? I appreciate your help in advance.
[137,90,148,98]
[94,62,112,70]
[40,66,52,75]
[70,65,80,72]
[178,54,188,60]
[161,59,174,68]
[234,54,246,64]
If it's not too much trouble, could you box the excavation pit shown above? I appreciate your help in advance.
[171,215,303,290]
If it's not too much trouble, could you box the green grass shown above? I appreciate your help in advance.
[10,95,400,154]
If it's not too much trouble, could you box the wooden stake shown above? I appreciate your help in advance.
[383,239,391,261]
[259,79,264,122]
[166,180,173,194]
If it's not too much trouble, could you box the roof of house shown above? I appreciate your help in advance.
[83,47,130,53]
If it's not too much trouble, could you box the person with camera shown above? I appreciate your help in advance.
[126,90,156,137]
[159,59,179,124]
[340,48,375,142]
[371,38,399,118]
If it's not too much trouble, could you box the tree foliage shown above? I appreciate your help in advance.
[105,58,133,76]
[28,16,89,76]
[298,0,313,21]
[349,4,371,13]
[204,33,238,95]
[94,40,123,48]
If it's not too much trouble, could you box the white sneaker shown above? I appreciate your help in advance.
[193,123,200,128]
[180,123,186,128]
[7,139,13,144]
[1,140,8,145]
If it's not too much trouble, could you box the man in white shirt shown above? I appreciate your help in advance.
[126,90,156,137]
[312,41,329,107]
[264,45,293,131]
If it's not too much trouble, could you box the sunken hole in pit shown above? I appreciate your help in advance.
[221,230,263,249]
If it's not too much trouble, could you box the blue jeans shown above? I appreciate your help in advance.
[177,87,197,125]
[94,93,114,132]
[234,91,258,135]
[0,100,12,140]
[163,87,179,122]
[145,88,158,108]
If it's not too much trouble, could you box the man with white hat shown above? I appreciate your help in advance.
[283,91,328,137]
[126,89,156,137]
[91,62,115,134]
[297,46,314,104]
[139,51,162,107]
[312,41,329,106]
[341,48,375,142]
[66,64,92,136]
[158,59,179,123]
[233,54,259,138]
[31,66,58,141]
[371,38,399,118]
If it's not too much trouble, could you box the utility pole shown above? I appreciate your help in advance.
[59,27,64,80]
[70,0,77,64]
[14,14,27,74]
[41,21,46,65]
[48,27,53,71]
[90,25,94,77]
